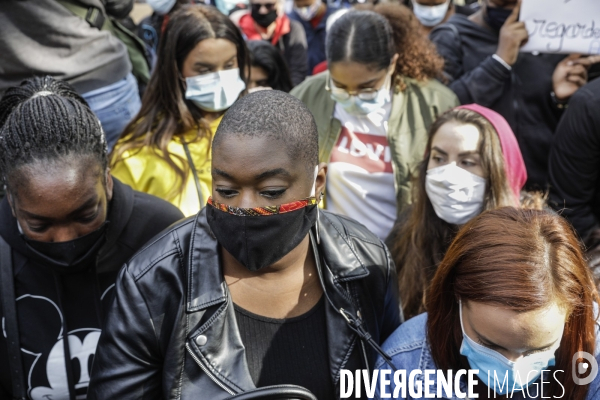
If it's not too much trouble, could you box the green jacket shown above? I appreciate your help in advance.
[291,72,459,214]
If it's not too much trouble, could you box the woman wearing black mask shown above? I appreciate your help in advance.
[88,90,400,400]
[231,0,308,86]
[0,76,184,400]
[430,0,600,191]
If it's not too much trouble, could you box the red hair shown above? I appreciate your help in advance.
[427,207,599,399]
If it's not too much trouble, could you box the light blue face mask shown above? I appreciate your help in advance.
[215,0,248,16]
[146,0,176,15]
[185,68,246,112]
[412,0,450,27]
[329,74,392,116]
[459,299,560,395]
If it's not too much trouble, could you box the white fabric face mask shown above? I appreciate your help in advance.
[146,0,177,15]
[293,0,322,21]
[185,68,246,112]
[425,162,486,225]
[412,0,450,27]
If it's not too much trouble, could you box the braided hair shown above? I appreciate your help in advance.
[0,76,107,191]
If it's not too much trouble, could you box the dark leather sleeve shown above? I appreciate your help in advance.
[429,25,511,106]
[88,265,163,399]
[102,0,134,19]
[0,381,10,399]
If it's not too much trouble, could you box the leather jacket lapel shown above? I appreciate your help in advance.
[320,259,362,388]
[187,211,227,312]
[185,297,256,396]
[311,219,369,390]
[185,210,255,395]
[184,209,377,397]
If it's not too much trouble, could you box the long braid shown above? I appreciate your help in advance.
[0,76,107,187]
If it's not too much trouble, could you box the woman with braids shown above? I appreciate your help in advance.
[375,207,600,399]
[0,76,183,400]
[291,5,459,240]
[111,5,248,217]
[387,104,531,320]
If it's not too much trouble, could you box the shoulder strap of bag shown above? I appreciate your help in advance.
[181,140,204,209]
[55,0,151,85]
[310,228,397,372]
[0,236,26,400]
[55,0,108,30]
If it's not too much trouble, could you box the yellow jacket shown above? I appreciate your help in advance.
[111,117,222,217]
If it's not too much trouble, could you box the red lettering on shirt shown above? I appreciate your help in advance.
[330,127,393,174]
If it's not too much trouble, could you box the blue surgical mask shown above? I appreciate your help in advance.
[185,68,246,112]
[329,74,392,116]
[412,0,450,27]
[215,0,247,16]
[146,0,176,15]
[458,299,560,395]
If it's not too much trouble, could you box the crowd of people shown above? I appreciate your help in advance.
[1,0,600,399]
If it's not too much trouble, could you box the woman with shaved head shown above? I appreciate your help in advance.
[89,90,401,400]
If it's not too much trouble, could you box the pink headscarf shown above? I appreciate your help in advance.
[457,104,527,204]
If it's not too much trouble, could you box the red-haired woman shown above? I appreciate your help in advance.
[375,207,600,399]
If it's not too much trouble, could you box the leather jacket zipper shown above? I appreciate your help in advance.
[185,343,236,396]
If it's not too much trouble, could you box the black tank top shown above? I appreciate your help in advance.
[234,296,335,400]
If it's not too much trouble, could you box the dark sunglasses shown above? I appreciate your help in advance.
[251,2,277,12]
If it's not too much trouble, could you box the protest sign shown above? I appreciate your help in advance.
[520,0,600,54]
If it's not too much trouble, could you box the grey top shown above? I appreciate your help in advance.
[0,0,132,94]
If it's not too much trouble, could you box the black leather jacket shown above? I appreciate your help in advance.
[88,209,401,399]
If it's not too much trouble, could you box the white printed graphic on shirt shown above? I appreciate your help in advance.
[327,103,397,240]
[2,294,108,400]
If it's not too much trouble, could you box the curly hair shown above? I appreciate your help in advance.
[348,4,446,91]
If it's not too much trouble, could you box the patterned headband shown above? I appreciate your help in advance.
[207,197,318,216]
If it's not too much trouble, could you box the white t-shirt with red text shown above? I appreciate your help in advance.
[326,102,397,240]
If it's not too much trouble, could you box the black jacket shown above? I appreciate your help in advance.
[0,178,184,399]
[277,19,308,87]
[88,209,401,399]
[430,14,565,189]
[548,78,600,260]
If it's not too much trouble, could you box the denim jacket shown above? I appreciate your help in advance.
[374,313,600,400]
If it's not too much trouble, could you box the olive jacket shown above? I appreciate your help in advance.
[291,72,459,213]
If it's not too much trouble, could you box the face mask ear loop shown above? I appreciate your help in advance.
[179,73,187,92]
[310,165,318,197]
[311,165,321,244]
[315,208,320,245]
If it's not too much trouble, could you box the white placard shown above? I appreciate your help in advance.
[520,0,600,54]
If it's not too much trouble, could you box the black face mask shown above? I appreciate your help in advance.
[252,8,278,28]
[21,221,109,273]
[206,197,318,272]
[484,4,513,31]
